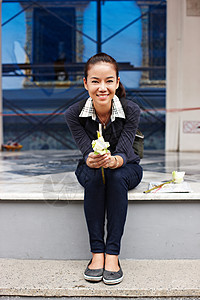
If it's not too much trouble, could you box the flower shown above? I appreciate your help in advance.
[172,171,185,183]
[92,136,110,155]
[144,170,186,193]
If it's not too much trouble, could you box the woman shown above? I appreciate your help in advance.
[65,53,143,285]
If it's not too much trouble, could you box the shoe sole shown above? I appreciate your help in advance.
[103,275,123,285]
[84,274,103,282]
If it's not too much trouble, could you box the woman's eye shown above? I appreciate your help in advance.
[107,80,114,83]
[92,80,99,83]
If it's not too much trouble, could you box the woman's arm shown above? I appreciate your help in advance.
[113,101,141,165]
[64,103,93,159]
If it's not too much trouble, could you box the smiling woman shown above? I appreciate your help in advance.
[83,61,119,123]
[65,52,143,285]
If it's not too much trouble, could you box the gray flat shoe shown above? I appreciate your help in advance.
[103,261,123,285]
[84,259,103,282]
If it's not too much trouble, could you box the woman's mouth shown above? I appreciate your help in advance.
[97,94,109,100]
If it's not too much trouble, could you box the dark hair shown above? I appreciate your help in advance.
[84,52,126,98]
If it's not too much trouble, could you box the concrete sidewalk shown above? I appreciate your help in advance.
[0,259,200,298]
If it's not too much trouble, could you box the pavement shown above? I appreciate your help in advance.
[0,259,200,298]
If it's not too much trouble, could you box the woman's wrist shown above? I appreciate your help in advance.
[109,156,120,169]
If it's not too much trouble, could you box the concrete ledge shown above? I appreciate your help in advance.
[0,150,200,202]
[0,174,200,201]
[0,259,200,298]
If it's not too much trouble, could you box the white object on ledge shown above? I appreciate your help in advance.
[148,181,192,193]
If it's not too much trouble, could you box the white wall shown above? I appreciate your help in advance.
[166,0,200,151]
[1,201,200,259]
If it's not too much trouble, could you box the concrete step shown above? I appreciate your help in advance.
[0,259,200,298]
[1,150,200,260]
[0,150,200,202]
[1,197,200,260]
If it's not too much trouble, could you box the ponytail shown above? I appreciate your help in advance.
[116,81,126,98]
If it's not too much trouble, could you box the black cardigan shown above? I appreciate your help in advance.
[64,98,141,165]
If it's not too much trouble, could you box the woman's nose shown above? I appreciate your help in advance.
[98,82,107,91]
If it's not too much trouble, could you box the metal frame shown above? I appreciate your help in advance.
[1,0,166,148]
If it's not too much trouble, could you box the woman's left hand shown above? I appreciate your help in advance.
[87,152,109,168]
[98,153,119,168]
[87,152,117,169]
[98,154,119,169]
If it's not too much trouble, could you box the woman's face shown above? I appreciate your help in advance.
[83,62,120,110]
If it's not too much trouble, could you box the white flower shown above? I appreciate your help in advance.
[172,171,185,183]
[92,136,110,155]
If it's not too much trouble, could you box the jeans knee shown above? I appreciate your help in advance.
[107,168,128,189]
[106,163,143,190]
[85,168,105,188]
[76,163,104,188]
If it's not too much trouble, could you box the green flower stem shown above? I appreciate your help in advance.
[101,167,105,184]
[97,130,106,185]
[143,179,175,194]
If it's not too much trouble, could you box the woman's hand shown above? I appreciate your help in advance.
[86,152,121,169]
[87,152,111,168]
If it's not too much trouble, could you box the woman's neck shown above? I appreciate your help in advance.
[93,103,112,117]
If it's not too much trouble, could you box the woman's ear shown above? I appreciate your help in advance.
[83,78,88,90]
[116,77,120,89]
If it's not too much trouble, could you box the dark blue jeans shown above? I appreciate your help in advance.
[75,161,143,255]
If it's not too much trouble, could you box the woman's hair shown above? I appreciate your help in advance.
[84,52,126,98]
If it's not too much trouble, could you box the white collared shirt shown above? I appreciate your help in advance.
[79,94,125,122]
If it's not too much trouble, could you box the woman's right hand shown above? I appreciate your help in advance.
[86,152,110,169]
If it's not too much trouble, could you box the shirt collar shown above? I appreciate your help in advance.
[79,96,96,120]
[79,95,125,121]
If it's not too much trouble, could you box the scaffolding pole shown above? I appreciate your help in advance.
[97,0,102,53]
